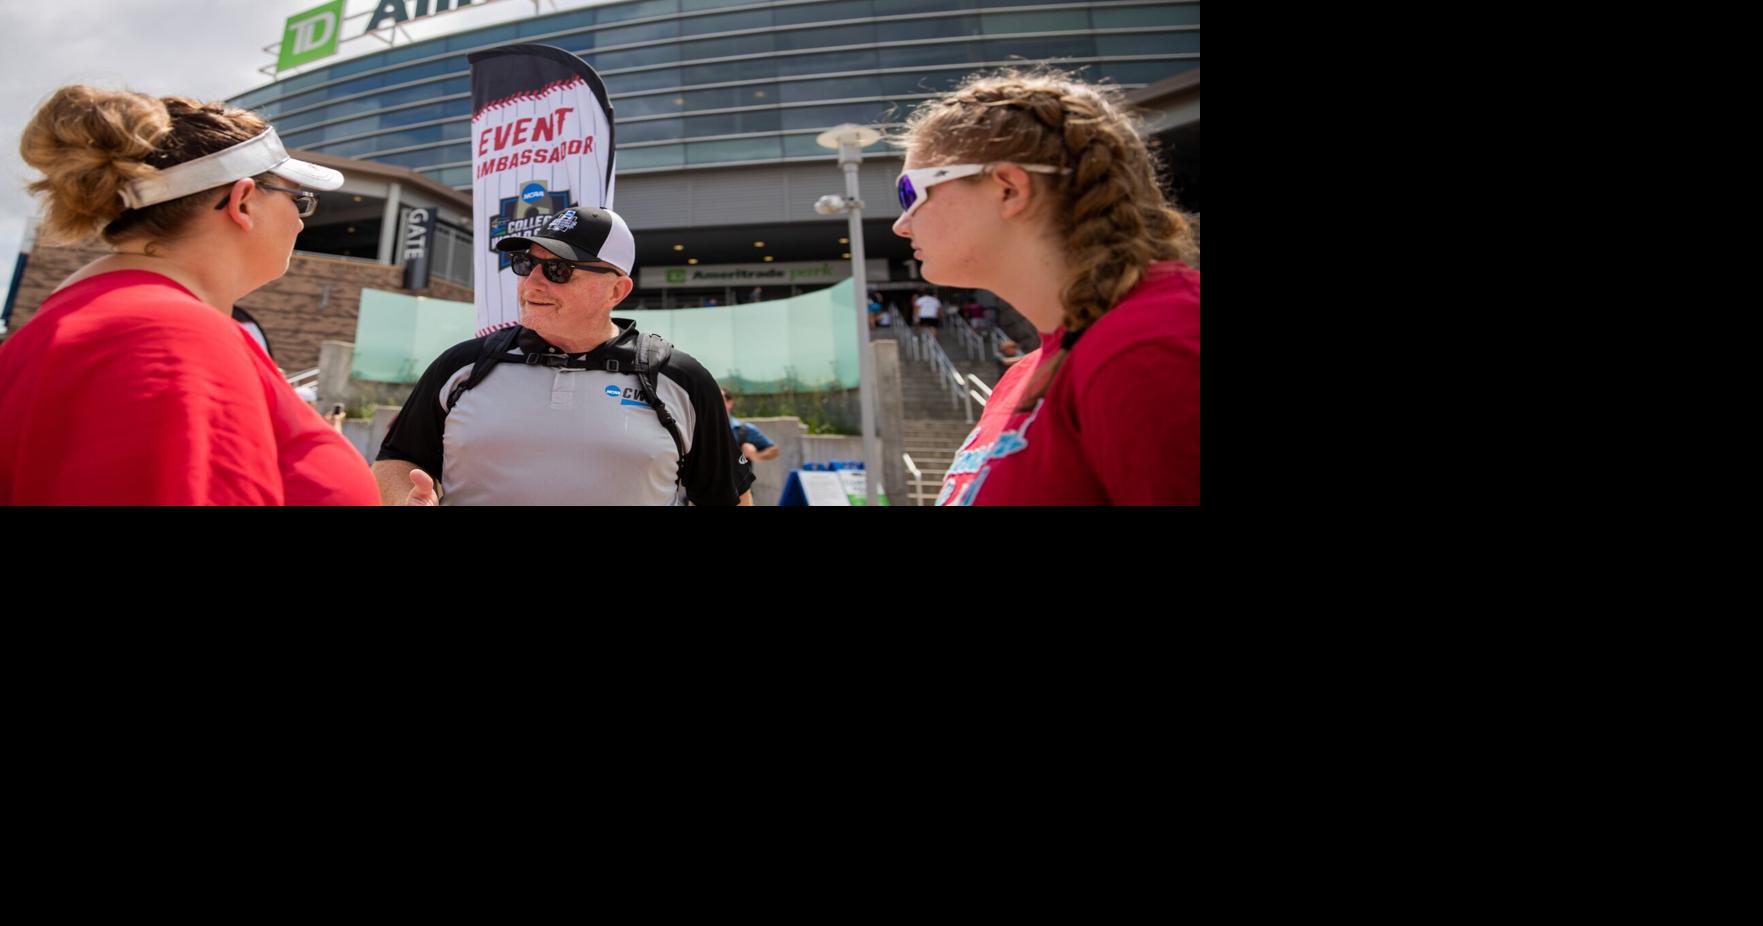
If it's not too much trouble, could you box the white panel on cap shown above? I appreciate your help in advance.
[603,210,636,276]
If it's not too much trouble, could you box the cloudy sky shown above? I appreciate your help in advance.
[0,0,600,308]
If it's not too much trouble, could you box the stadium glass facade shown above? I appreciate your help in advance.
[229,0,1200,305]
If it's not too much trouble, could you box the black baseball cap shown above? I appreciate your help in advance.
[494,206,635,275]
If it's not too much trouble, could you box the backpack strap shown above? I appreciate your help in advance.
[445,325,523,412]
[628,332,687,486]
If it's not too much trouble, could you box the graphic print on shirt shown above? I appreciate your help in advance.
[935,424,985,506]
[939,401,1045,506]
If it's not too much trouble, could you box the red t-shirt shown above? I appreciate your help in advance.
[938,261,1200,506]
[0,270,379,505]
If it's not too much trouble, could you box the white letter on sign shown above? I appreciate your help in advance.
[404,209,431,259]
[292,13,337,54]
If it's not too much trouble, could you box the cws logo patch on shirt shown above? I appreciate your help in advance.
[604,384,651,408]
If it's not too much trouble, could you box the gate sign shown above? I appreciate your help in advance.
[401,207,438,290]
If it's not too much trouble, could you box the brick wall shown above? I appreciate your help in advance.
[6,245,470,372]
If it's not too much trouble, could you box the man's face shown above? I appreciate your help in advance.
[723,393,735,414]
[517,243,629,332]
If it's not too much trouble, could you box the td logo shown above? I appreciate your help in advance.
[666,269,688,283]
[279,0,343,70]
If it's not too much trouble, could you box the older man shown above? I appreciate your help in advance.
[373,207,746,505]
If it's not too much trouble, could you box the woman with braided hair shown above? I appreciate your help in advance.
[0,85,378,505]
[892,70,1200,506]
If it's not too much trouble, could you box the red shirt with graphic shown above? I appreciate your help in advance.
[0,271,379,505]
[938,261,1199,506]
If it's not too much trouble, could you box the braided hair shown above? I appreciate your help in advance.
[897,70,1197,410]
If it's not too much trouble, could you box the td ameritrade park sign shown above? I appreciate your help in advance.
[279,0,485,71]
[639,260,890,290]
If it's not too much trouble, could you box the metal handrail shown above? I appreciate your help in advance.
[954,315,986,359]
[948,367,969,402]
[902,452,939,506]
[286,367,320,386]
[967,373,993,399]
[924,335,974,423]
[893,309,919,361]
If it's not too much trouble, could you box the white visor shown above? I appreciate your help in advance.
[119,127,344,211]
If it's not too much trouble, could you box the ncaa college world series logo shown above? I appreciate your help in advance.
[488,180,572,270]
[604,385,652,409]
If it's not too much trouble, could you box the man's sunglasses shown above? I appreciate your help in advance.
[508,250,623,284]
[213,180,318,218]
[895,162,1071,222]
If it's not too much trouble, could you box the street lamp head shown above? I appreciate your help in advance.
[815,123,883,151]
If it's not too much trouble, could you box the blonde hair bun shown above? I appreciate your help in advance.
[19,85,174,245]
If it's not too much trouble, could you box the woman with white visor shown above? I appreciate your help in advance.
[0,85,378,505]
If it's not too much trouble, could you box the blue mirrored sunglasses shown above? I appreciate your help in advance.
[895,163,1071,221]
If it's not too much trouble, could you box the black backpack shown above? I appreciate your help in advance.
[444,324,689,484]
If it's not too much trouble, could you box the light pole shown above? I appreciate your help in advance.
[815,123,883,506]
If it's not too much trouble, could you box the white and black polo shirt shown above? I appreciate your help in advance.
[377,321,746,505]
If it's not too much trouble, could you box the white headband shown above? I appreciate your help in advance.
[119,127,345,211]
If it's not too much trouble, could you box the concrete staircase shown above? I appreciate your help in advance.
[901,418,980,503]
[875,324,995,503]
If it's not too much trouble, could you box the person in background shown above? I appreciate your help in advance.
[962,294,987,330]
[722,387,779,462]
[913,288,942,328]
[995,339,1028,377]
[233,305,274,359]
